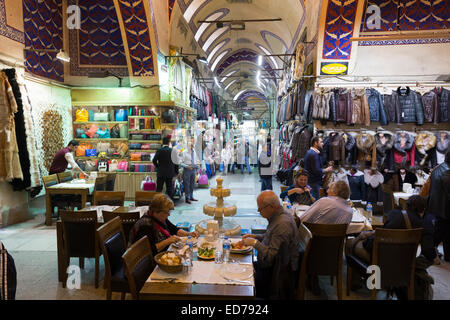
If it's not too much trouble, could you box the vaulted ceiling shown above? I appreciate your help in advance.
[176,0,306,116]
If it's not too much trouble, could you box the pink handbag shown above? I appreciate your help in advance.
[142,176,156,191]
[198,169,209,185]
[117,161,128,171]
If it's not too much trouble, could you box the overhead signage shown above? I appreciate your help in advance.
[320,62,348,75]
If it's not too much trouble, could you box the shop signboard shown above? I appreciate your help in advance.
[320,62,348,75]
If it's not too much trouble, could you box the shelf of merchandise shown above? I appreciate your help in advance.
[77,138,128,141]
[128,140,162,144]
[129,130,162,133]
[73,121,128,125]
[74,156,128,160]
[128,149,158,152]
[128,116,160,119]
[128,161,154,163]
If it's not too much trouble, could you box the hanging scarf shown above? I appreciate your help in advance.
[149,214,171,238]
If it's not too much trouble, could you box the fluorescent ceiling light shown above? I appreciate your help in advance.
[56,49,70,62]
[195,12,222,41]
[257,45,279,69]
[202,27,229,52]
[211,49,231,71]
[258,55,263,66]
[198,56,208,64]
[207,39,228,63]
[214,77,222,88]
[221,70,237,83]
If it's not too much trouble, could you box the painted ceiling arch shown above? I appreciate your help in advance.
[215,49,276,78]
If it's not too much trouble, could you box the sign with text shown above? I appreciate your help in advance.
[320,62,348,75]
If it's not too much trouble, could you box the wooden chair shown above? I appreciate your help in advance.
[96,216,129,300]
[89,176,107,204]
[280,185,289,193]
[134,191,161,206]
[297,222,348,300]
[122,236,156,300]
[57,171,73,183]
[94,191,125,206]
[346,228,423,300]
[105,173,117,192]
[42,174,69,215]
[102,211,140,244]
[399,198,407,210]
[60,210,101,288]
[381,183,395,214]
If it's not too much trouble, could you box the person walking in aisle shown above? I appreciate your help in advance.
[49,140,89,177]
[303,136,333,200]
[259,143,273,191]
[152,136,178,200]
[180,138,200,204]
[221,142,231,175]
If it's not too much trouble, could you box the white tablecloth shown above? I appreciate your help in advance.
[80,205,149,220]
[147,261,254,286]
[48,180,95,194]
[393,192,413,206]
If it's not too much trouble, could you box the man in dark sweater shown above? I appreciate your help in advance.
[303,136,333,200]
[152,136,179,200]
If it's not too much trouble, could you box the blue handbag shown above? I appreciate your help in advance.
[96,127,111,139]
[85,149,97,157]
[76,128,85,138]
[115,109,128,121]
[88,110,94,121]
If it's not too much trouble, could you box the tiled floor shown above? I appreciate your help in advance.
[1,171,449,300]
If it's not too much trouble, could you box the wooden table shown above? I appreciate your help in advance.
[46,181,95,226]
[140,251,255,300]
[56,205,146,283]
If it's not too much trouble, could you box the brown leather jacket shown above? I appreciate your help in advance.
[336,89,352,125]
[350,89,370,126]
[421,90,440,124]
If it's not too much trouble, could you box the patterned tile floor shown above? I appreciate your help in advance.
[1,171,449,300]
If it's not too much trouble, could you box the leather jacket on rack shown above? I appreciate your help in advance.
[393,87,424,125]
[382,93,398,123]
[432,87,449,122]
[366,88,388,125]
[350,89,370,126]
[421,90,440,123]
[336,88,352,125]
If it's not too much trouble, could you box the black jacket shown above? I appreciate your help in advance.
[366,88,387,125]
[432,87,449,122]
[393,87,424,125]
[363,209,436,262]
[428,162,450,220]
[152,145,178,178]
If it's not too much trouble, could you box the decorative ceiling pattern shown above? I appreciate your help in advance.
[237,90,267,102]
[0,0,24,43]
[69,0,128,76]
[216,49,276,78]
[360,0,448,32]
[322,0,358,60]
[117,0,155,76]
[23,0,63,82]
[169,0,176,23]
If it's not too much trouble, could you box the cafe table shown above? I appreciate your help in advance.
[140,238,255,300]
[56,205,149,283]
[393,192,414,206]
[45,179,95,226]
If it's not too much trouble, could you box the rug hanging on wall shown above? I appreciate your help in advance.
[42,109,63,172]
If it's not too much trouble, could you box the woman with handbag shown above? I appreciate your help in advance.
[49,140,89,177]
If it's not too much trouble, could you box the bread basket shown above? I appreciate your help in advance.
[154,251,184,274]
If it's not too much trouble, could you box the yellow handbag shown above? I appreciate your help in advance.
[75,108,89,122]
[154,118,161,130]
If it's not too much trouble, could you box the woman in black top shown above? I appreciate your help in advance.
[128,194,199,253]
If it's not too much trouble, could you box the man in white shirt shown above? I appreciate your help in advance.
[49,140,88,177]
[180,138,200,204]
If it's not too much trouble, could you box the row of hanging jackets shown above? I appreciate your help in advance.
[277,121,312,169]
[318,130,449,170]
[0,68,42,196]
[277,43,306,99]
[276,81,314,123]
[306,86,449,126]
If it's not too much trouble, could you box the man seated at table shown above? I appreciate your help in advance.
[239,190,300,299]
[345,195,438,295]
[300,181,353,225]
[128,194,199,254]
[279,171,315,206]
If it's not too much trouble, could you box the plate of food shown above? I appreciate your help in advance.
[197,247,215,260]
[173,236,198,249]
[154,251,183,273]
[230,240,252,253]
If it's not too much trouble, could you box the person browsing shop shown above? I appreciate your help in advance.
[304,136,333,200]
[180,138,200,204]
[279,171,315,205]
[49,140,88,177]
[153,136,179,200]
[128,194,199,253]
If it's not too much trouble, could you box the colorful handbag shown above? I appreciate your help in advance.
[97,142,110,153]
[149,133,162,140]
[118,142,128,156]
[115,109,128,121]
[198,169,209,186]
[141,153,151,161]
[131,134,144,140]
[86,124,99,138]
[97,159,108,172]
[130,143,142,150]
[119,124,128,138]
[117,160,128,171]
[97,127,111,139]
[130,153,142,161]
[141,176,156,191]
[109,160,118,172]
[110,125,120,138]
[106,148,116,157]
[88,110,94,121]
[150,143,161,149]
[75,108,89,122]
[154,118,161,129]
[141,144,151,150]
[76,143,91,157]
[98,152,107,158]
[85,160,97,172]
[76,128,85,138]
[85,149,98,157]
